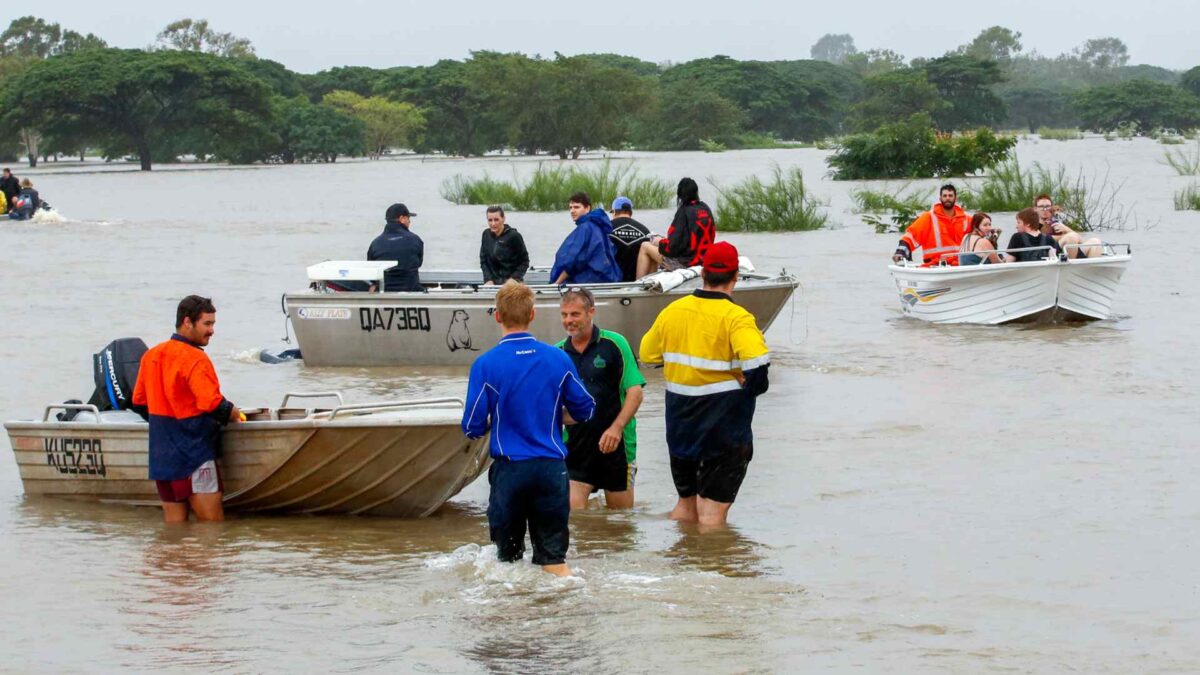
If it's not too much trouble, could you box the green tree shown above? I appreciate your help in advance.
[1077,37,1129,70]
[0,49,273,170]
[323,90,425,157]
[810,33,857,64]
[961,26,1022,62]
[844,49,905,77]
[239,57,305,97]
[1000,85,1078,132]
[1,16,107,58]
[850,68,944,132]
[273,97,365,163]
[1182,65,1200,98]
[376,57,504,156]
[635,83,745,150]
[1074,80,1200,132]
[921,55,1006,130]
[301,65,391,101]
[155,18,254,58]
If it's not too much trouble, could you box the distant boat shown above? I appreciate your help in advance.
[6,393,489,518]
[283,260,799,367]
[888,244,1132,324]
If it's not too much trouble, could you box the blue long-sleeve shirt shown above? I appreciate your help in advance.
[462,332,596,460]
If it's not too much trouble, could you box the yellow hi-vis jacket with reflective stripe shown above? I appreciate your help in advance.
[639,290,770,396]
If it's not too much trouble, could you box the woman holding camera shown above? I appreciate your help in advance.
[959,212,1003,265]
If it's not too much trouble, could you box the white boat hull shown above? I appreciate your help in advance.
[889,255,1131,324]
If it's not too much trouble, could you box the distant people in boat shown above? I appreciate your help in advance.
[959,212,1003,265]
[7,178,39,220]
[367,203,424,292]
[635,177,717,278]
[608,196,651,281]
[132,295,243,523]
[550,192,622,285]
[1004,207,1063,262]
[1034,194,1104,259]
[0,168,19,213]
[479,205,529,285]
[892,183,971,265]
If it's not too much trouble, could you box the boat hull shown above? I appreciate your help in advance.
[286,277,798,367]
[889,255,1130,324]
[6,412,490,517]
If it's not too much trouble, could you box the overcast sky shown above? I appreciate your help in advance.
[29,0,1200,73]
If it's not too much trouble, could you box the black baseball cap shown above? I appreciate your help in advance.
[386,203,417,220]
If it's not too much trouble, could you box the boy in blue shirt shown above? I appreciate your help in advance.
[463,280,595,576]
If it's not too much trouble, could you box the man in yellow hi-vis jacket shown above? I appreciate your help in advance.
[640,241,770,527]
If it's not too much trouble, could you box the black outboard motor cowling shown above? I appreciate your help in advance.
[86,338,149,415]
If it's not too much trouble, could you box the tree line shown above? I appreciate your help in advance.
[2,17,1199,170]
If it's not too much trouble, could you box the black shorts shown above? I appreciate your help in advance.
[669,443,754,504]
[487,457,570,566]
[566,439,632,492]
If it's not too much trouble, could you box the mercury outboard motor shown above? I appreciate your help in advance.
[85,338,149,415]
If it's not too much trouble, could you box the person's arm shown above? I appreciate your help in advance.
[480,231,498,284]
[462,361,495,438]
[561,361,596,424]
[187,359,237,424]
[977,237,1003,265]
[599,385,642,454]
[639,317,664,366]
[731,314,770,398]
[894,213,928,262]
[512,231,529,281]
[660,207,688,257]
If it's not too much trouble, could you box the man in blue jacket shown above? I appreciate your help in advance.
[462,280,596,576]
[550,192,621,285]
[367,203,424,292]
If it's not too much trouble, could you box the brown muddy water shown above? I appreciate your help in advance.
[1,139,1197,673]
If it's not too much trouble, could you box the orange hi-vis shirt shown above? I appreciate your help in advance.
[901,204,971,265]
[133,334,233,480]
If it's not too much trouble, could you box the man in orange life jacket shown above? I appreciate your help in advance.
[133,295,242,523]
[891,183,971,266]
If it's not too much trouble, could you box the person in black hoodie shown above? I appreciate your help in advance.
[0,169,19,212]
[635,177,717,278]
[1004,207,1063,263]
[367,203,424,292]
[608,196,651,281]
[479,205,529,285]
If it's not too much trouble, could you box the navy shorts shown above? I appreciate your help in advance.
[487,457,570,566]
[669,443,754,504]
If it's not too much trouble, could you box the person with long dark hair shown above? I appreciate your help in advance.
[635,177,717,278]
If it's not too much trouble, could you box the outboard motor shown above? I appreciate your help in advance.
[85,338,149,415]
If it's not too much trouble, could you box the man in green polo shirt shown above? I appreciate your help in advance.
[556,287,646,509]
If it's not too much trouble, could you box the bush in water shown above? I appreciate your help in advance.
[1174,184,1200,211]
[826,114,1016,180]
[440,160,673,212]
[851,184,930,233]
[959,156,1132,232]
[1163,140,1200,176]
[711,165,830,232]
[1036,127,1083,141]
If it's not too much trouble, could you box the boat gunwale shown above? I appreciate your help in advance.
[889,254,1131,280]
[4,415,467,433]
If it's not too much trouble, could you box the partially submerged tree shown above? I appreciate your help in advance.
[961,26,1023,63]
[0,15,107,58]
[810,33,857,65]
[323,90,425,158]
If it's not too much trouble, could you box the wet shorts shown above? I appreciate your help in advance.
[669,444,754,504]
[155,460,223,503]
[487,457,570,566]
[567,441,633,493]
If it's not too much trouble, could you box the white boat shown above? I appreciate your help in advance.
[888,244,1132,324]
[282,259,799,367]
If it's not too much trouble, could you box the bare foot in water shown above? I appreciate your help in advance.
[542,563,572,577]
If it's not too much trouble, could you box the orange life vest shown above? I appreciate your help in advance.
[901,204,971,265]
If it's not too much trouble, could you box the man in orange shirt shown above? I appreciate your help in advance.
[133,296,242,523]
[892,184,971,266]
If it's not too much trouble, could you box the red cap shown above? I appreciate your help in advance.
[701,241,739,273]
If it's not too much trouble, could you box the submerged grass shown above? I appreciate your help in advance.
[711,165,830,232]
[1163,140,1200,175]
[1037,127,1083,141]
[440,160,673,211]
[959,156,1132,231]
[1174,184,1200,210]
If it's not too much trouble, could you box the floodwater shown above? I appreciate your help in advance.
[1,139,1197,673]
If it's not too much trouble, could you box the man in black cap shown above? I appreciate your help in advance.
[368,203,424,292]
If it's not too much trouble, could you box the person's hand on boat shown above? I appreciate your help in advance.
[229,405,244,423]
[599,426,622,454]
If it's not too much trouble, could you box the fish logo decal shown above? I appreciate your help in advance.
[901,286,951,307]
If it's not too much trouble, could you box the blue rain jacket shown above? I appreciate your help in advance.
[550,208,622,284]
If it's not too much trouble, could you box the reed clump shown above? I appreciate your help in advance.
[959,156,1131,231]
[1174,184,1200,210]
[852,184,929,233]
[711,165,830,232]
[1037,127,1083,141]
[440,160,673,211]
[1163,140,1200,175]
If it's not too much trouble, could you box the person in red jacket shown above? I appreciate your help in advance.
[133,295,242,523]
[891,184,971,266]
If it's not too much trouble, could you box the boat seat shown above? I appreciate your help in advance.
[70,410,147,424]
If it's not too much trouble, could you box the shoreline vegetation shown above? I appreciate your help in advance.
[3,17,1200,176]
[440,160,674,211]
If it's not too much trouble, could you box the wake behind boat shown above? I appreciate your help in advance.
[888,244,1132,324]
[6,393,490,517]
[284,260,799,367]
